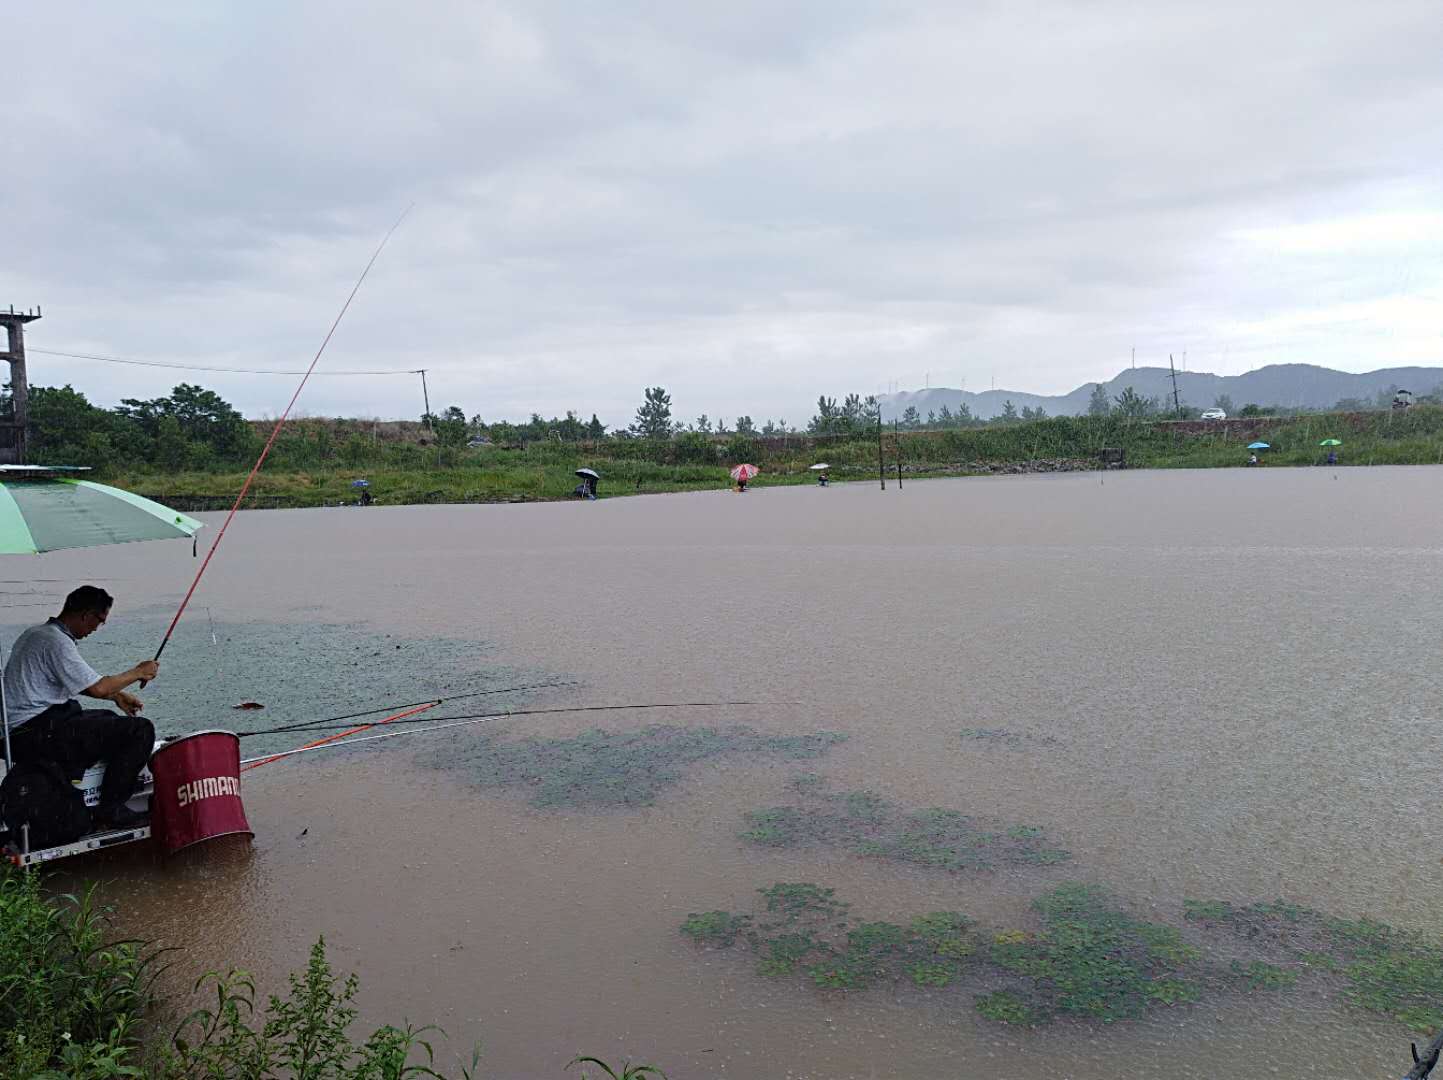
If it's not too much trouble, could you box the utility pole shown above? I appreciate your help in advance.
[0,305,40,464]
[1168,354,1183,418]
[1131,346,1135,370]
[418,369,432,428]
[894,419,903,489]
[877,409,885,490]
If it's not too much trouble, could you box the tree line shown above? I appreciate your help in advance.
[9,375,1443,475]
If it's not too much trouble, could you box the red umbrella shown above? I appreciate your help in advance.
[730,464,760,481]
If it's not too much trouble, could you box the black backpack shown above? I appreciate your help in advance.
[0,759,92,849]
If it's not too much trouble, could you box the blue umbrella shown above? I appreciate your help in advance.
[1247,442,1270,450]
[351,479,370,488]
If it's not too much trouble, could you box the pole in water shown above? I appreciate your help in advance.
[877,409,885,490]
[145,206,412,680]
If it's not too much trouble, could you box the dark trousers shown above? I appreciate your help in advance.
[9,701,155,813]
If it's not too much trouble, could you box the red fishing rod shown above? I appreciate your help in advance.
[143,206,411,684]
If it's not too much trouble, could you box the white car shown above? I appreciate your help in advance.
[1200,408,1227,420]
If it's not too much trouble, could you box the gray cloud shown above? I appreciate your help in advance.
[3,0,1440,425]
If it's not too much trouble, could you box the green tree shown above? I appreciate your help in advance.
[937,403,954,426]
[154,415,190,470]
[433,406,468,447]
[587,413,606,439]
[955,401,974,426]
[997,400,1019,423]
[631,387,673,439]
[1112,387,1159,419]
[1087,383,1110,417]
[862,395,881,426]
[1021,405,1047,421]
[734,415,758,436]
[809,396,840,434]
[693,414,712,434]
[117,383,254,460]
[1213,394,1234,415]
[901,405,921,429]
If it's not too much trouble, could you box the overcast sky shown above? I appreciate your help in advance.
[3,1,1440,426]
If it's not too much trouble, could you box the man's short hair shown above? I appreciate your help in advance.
[61,585,113,616]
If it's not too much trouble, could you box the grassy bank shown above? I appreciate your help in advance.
[109,406,1443,510]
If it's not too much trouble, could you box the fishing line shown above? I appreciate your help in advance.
[144,205,413,683]
[241,700,439,771]
[232,682,577,738]
[239,699,798,739]
[240,711,508,765]
[241,699,802,766]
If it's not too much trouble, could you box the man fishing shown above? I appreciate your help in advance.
[3,586,158,829]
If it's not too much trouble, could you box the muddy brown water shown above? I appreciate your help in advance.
[13,467,1443,1078]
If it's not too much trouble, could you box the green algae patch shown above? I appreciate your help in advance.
[1185,897,1443,1033]
[959,727,1061,749]
[431,725,846,809]
[682,882,981,993]
[987,884,1202,1023]
[739,775,1069,870]
[681,883,1204,1028]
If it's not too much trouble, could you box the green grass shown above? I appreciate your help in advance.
[738,775,1070,870]
[422,725,847,809]
[104,405,1443,510]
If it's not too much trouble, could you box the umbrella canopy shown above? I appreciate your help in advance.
[809,463,831,471]
[575,468,600,480]
[730,464,760,481]
[1247,442,1270,450]
[1319,439,1342,447]
[0,475,203,554]
[350,478,370,488]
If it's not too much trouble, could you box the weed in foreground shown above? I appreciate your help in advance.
[0,868,158,1077]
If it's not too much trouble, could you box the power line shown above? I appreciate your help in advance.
[30,347,419,376]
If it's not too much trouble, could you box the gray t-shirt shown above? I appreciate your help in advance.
[3,619,101,732]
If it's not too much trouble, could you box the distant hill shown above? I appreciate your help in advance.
[877,364,1443,421]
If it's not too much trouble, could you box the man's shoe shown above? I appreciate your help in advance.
[96,805,148,831]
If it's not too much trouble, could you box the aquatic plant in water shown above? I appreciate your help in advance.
[989,884,1202,1023]
[739,774,1070,869]
[680,882,1205,1026]
[682,883,981,992]
[429,726,847,808]
[1185,897,1443,1033]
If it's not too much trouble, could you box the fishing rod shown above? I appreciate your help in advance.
[236,699,798,740]
[241,711,510,766]
[142,206,412,686]
[241,700,440,771]
[239,700,799,767]
[230,681,576,738]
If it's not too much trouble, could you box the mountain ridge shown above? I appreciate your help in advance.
[877,363,1443,420]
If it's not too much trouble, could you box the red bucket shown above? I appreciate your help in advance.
[149,731,253,855]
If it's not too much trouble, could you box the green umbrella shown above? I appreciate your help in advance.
[0,470,202,554]
[1319,439,1342,447]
